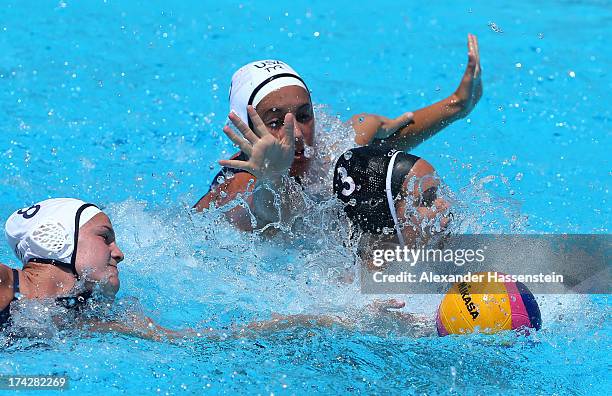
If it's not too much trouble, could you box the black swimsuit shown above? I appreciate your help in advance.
[0,269,20,329]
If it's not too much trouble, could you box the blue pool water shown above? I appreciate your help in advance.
[0,0,610,394]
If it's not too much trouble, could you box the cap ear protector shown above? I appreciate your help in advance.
[5,198,101,276]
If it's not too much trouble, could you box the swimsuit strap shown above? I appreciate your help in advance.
[11,268,20,299]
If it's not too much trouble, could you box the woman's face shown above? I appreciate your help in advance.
[74,213,124,297]
[255,85,315,177]
[396,160,451,243]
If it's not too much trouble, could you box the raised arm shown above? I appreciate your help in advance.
[351,34,482,151]
[194,107,305,232]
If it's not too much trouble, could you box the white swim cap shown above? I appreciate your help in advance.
[5,198,102,273]
[229,59,308,125]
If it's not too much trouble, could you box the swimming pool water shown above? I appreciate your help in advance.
[0,0,610,394]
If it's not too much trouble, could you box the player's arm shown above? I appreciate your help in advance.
[351,34,482,151]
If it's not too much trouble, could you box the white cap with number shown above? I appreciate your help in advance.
[5,198,101,267]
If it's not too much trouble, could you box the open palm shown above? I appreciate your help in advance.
[220,105,295,182]
[454,33,482,118]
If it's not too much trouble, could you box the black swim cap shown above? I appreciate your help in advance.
[333,145,420,235]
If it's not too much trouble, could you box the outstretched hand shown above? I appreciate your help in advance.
[453,33,482,118]
[367,298,407,313]
[220,106,295,183]
[366,299,427,327]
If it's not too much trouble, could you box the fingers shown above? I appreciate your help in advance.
[468,33,477,55]
[467,33,473,55]
[247,105,270,137]
[381,112,413,137]
[469,34,480,62]
[472,35,481,78]
[394,112,414,130]
[466,33,481,79]
[280,112,295,146]
[218,159,253,172]
[372,298,406,311]
[222,125,253,156]
[467,36,477,66]
[228,112,259,144]
[385,299,406,309]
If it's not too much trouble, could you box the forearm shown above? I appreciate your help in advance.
[378,94,464,151]
[235,314,350,337]
[249,176,305,229]
[82,319,167,341]
[353,35,482,152]
[82,318,212,343]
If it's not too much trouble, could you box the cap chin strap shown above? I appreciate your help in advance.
[69,203,98,279]
[385,151,406,248]
[28,258,78,276]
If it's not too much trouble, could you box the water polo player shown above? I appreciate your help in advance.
[333,145,451,261]
[0,198,192,341]
[0,198,124,331]
[194,34,481,231]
